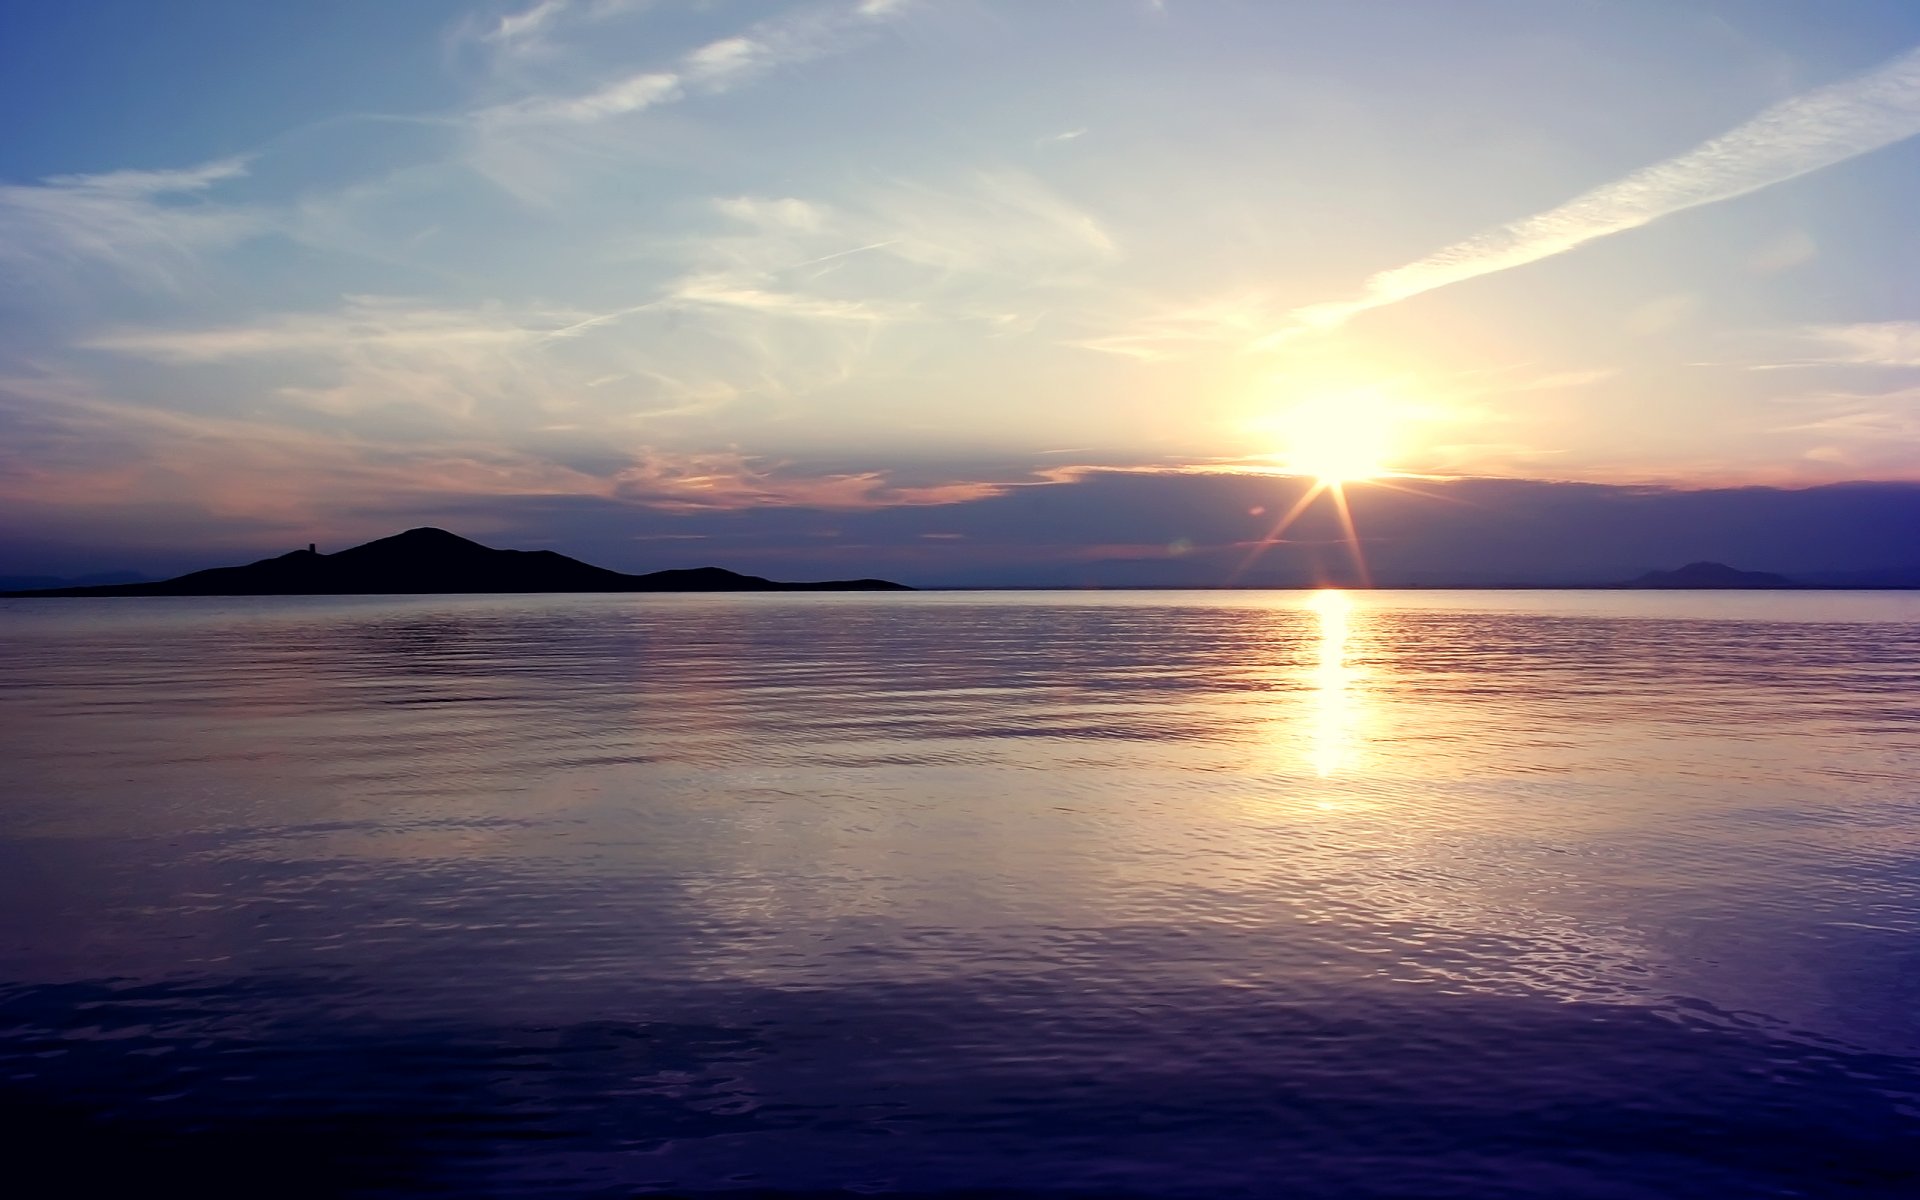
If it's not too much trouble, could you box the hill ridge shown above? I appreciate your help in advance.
[3,528,909,597]
[1619,561,1795,589]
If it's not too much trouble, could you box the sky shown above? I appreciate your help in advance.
[4,0,1920,585]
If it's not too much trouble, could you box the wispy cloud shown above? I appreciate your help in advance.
[669,274,910,323]
[83,296,590,364]
[460,0,916,206]
[1785,321,1920,368]
[471,0,656,59]
[0,356,997,544]
[841,171,1118,275]
[1270,42,1920,340]
[661,170,1114,336]
[486,0,572,48]
[1768,383,1920,475]
[69,153,1119,456]
[0,364,602,531]
[490,71,683,124]
[0,369,1441,547]
[39,160,250,195]
[0,157,264,291]
[1069,291,1276,360]
[75,275,896,442]
[79,295,684,428]
[476,0,910,127]
[1777,389,1920,434]
[607,453,1001,513]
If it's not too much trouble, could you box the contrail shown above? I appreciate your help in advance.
[1267,43,1920,342]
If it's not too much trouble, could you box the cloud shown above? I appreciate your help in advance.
[1778,390,1920,436]
[649,170,1115,356]
[861,171,1118,273]
[0,365,603,532]
[487,71,683,124]
[1270,42,1920,340]
[81,297,579,365]
[1769,384,1920,475]
[0,361,1000,558]
[486,0,572,48]
[686,171,1116,285]
[1788,321,1920,368]
[713,195,829,233]
[668,274,910,323]
[78,295,693,431]
[80,149,1105,435]
[471,0,656,59]
[1069,291,1277,360]
[38,160,250,195]
[1748,228,1818,274]
[459,0,917,206]
[606,454,1001,513]
[475,0,910,128]
[73,272,907,446]
[0,157,264,291]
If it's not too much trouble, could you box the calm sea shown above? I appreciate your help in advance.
[1,590,1917,1197]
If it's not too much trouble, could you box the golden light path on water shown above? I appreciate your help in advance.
[1307,588,1364,786]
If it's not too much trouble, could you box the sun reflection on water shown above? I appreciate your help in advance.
[1306,589,1363,780]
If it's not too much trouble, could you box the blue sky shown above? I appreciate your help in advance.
[6,1,1920,580]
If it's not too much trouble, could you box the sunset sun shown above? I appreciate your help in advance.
[1280,394,1395,483]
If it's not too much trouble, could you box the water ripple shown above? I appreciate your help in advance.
[2,590,1919,1195]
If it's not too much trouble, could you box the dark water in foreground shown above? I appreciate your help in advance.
[1,590,1917,1198]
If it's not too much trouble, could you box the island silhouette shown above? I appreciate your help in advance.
[1,528,910,597]
[1618,561,1795,589]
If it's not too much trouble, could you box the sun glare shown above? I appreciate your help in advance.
[1281,394,1394,483]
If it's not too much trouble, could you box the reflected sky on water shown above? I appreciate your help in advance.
[1,590,1918,1196]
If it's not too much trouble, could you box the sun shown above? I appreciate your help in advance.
[1280,393,1394,483]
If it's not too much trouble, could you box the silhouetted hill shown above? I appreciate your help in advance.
[1619,561,1796,589]
[2,528,909,596]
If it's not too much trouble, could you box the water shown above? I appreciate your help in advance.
[1,590,1917,1197]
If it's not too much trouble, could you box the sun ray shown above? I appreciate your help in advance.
[1325,482,1373,588]
[1229,480,1325,584]
[1360,476,1482,509]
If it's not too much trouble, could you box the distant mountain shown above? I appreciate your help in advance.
[0,570,150,592]
[3,528,909,597]
[1619,561,1796,589]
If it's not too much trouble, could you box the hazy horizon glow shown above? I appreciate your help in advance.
[6,0,1920,577]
